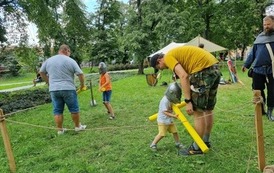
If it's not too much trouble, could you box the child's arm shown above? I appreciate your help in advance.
[163,110,178,119]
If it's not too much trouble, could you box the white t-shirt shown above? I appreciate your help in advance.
[40,54,83,91]
[157,96,174,125]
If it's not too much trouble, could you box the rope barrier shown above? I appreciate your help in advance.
[5,118,157,132]
[3,96,257,132]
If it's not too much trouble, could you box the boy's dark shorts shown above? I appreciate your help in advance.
[189,65,221,112]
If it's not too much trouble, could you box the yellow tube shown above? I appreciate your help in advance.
[172,105,209,153]
[176,101,187,108]
[148,101,186,121]
[148,113,158,121]
[77,86,87,94]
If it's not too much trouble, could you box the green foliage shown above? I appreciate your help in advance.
[14,46,43,73]
[90,0,124,64]
[1,0,272,77]
[0,87,51,114]
[107,63,139,71]
[0,50,21,77]
[0,0,28,45]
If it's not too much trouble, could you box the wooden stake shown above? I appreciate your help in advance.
[253,90,265,171]
[0,109,16,173]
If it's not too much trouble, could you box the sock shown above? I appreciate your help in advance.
[203,134,210,143]
[192,142,199,150]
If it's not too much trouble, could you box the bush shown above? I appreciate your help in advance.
[108,63,138,71]
[0,87,51,114]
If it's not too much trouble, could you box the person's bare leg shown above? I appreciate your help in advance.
[193,111,206,137]
[151,134,164,145]
[103,102,110,113]
[105,102,115,117]
[104,102,115,117]
[203,110,213,143]
[54,114,64,131]
[173,132,180,143]
[192,111,205,149]
[71,112,80,127]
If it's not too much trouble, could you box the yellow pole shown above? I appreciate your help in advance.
[0,109,16,173]
[172,105,209,153]
[148,101,187,121]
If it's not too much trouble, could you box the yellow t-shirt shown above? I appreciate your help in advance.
[164,46,219,74]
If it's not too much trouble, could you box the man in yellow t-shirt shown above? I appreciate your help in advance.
[150,45,221,156]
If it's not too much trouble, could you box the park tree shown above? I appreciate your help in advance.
[18,0,91,65]
[212,0,267,59]
[14,46,43,73]
[123,0,212,74]
[1,0,273,76]
[0,0,28,45]
[89,0,124,65]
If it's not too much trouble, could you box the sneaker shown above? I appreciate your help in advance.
[57,128,67,135]
[150,144,157,151]
[175,143,184,149]
[205,142,211,148]
[178,145,203,156]
[109,116,115,120]
[75,124,87,132]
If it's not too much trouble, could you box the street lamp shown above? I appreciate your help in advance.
[265,0,274,15]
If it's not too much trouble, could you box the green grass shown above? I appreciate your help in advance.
[0,65,273,173]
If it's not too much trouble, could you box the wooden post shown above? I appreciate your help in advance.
[0,109,16,173]
[253,90,265,171]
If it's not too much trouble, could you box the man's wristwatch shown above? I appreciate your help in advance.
[184,98,192,103]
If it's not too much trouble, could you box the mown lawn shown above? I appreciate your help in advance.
[0,65,273,173]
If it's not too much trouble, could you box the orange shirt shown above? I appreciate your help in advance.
[100,73,112,91]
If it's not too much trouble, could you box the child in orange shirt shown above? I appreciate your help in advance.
[98,62,115,120]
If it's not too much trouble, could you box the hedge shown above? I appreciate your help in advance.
[0,87,51,115]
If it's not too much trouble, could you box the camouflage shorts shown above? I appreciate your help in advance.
[189,65,221,111]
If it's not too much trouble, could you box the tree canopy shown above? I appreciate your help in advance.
[0,0,271,74]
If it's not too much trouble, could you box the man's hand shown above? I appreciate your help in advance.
[77,86,87,94]
[185,102,194,115]
[241,66,247,73]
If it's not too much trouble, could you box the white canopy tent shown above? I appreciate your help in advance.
[185,35,227,52]
[148,42,186,58]
[148,36,227,58]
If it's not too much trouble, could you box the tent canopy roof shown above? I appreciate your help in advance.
[185,35,227,52]
[148,35,227,58]
[148,42,186,58]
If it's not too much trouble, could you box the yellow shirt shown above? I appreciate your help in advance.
[164,46,219,74]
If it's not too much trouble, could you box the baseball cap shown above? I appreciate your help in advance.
[150,53,164,68]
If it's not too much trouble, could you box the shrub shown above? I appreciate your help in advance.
[0,87,51,114]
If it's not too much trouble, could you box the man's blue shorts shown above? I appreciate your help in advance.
[102,90,112,103]
[50,90,79,115]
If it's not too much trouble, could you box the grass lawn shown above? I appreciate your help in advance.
[0,65,274,173]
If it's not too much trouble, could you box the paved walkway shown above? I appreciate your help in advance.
[0,69,138,92]
[0,82,46,92]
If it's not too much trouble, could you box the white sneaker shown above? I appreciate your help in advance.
[57,128,67,135]
[75,124,87,132]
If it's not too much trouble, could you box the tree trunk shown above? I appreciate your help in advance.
[138,62,144,74]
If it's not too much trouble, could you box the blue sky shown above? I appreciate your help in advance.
[82,0,129,12]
